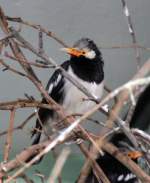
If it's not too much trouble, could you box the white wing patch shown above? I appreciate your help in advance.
[117,174,124,181]
[48,74,62,94]
[117,173,136,182]
[48,83,53,94]
[124,173,136,181]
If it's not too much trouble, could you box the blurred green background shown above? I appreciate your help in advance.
[0,151,84,182]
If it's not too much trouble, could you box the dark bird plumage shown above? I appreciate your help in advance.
[85,133,138,183]
[84,84,150,183]
[31,38,104,146]
[130,84,150,131]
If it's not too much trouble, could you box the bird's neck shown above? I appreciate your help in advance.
[70,57,104,83]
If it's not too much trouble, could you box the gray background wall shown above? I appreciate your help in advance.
[0,0,150,158]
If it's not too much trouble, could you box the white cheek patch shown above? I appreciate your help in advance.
[85,50,96,59]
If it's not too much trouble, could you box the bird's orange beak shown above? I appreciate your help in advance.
[61,47,85,57]
[127,150,143,160]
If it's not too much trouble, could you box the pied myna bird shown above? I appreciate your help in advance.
[84,84,150,183]
[85,133,141,183]
[31,38,104,145]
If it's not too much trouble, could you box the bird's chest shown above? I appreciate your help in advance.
[62,78,104,114]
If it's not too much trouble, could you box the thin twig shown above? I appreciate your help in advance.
[99,43,150,51]
[132,129,150,145]
[5,52,53,68]
[0,33,14,43]
[51,150,62,183]
[0,99,58,111]
[19,173,34,183]
[0,112,35,137]
[3,109,16,162]
[48,148,70,183]
[38,29,44,55]
[6,16,68,47]
[5,16,150,53]
[0,59,27,77]
[34,170,46,183]
[121,0,141,69]
[78,143,111,183]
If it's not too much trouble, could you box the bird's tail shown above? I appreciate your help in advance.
[31,130,41,145]
[26,119,42,163]
[31,118,42,145]
[28,107,51,163]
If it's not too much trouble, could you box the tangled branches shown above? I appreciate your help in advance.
[0,3,150,183]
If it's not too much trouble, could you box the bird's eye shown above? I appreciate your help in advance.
[81,51,86,55]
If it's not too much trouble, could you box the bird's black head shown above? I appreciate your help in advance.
[73,38,102,60]
[62,38,103,64]
[61,38,104,83]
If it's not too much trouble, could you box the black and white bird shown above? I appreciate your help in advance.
[85,133,141,183]
[84,84,150,183]
[31,38,104,145]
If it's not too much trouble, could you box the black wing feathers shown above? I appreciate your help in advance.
[31,61,69,144]
[130,84,150,131]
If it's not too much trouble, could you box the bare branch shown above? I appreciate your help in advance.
[4,52,53,68]
[3,109,16,162]
[0,58,27,77]
[0,112,35,137]
[48,148,70,183]
[6,16,68,47]
[121,0,141,69]
[0,99,58,111]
